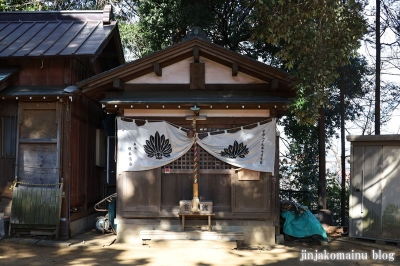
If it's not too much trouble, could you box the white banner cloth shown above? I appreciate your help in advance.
[197,119,276,172]
[117,118,193,171]
[117,118,276,173]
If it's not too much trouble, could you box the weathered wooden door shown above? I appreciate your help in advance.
[10,101,62,237]
[17,101,61,185]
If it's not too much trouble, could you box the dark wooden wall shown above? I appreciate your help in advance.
[0,101,18,190]
[69,94,104,222]
[119,169,275,220]
[0,57,94,86]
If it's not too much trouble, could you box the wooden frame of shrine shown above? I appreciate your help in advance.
[78,31,295,246]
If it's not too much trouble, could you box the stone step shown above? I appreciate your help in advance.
[140,229,244,241]
[139,229,244,248]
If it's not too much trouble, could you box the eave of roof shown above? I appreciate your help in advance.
[0,67,20,91]
[101,90,290,105]
[0,86,75,97]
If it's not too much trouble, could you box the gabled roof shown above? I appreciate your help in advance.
[0,6,124,63]
[77,37,295,100]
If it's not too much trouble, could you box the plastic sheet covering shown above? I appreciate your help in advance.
[281,201,328,242]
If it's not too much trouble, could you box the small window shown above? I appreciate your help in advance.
[1,115,17,159]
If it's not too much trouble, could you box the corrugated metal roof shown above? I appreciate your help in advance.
[0,10,116,58]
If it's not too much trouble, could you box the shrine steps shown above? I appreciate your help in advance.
[139,229,244,248]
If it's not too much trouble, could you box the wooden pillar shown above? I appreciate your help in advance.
[191,108,200,213]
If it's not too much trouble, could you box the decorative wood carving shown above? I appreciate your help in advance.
[103,5,111,25]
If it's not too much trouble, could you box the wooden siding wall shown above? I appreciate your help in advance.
[0,101,18,190]
[0,57,93,86]
[161,172,232,213]
[119,169,274,220]
[69,94,104,221]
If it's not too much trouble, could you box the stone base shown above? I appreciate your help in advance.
[116,218,276,246]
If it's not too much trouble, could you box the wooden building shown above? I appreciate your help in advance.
[347,135,400,242]
[78,29,295,246]
[0,7,124,238]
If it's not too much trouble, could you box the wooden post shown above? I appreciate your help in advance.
[191,109,200,213]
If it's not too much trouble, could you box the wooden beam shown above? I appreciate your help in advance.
[123,83,274,92]
[113,78,125,90]
[116,117,271,126]
[153,62,162,76]
[271,79,278,90]
[190,63,205,90]
[232,62,238,76]
[193,46,199,63]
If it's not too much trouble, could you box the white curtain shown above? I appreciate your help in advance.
[197,119,276,172]
[117,118,276,173]
[117,118,193,171]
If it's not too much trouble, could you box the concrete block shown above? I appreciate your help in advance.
[275,234,284,244]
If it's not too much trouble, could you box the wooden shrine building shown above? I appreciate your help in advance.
[78,29,295,246]
[0,7,124,238]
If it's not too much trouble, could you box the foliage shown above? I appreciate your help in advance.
[327,56,372,137]
[129,0,265,58]
[325,173,349,226]
[253,0,367,125]
[279,55,368,211]
[0,0,111,11]
[279,114,320,209]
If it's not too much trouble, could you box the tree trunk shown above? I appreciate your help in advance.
[375,0,381,135]
[340,69,347,225]
[318,108,326,209]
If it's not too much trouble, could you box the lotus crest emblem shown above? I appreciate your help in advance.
[221,140,249,158]
[144,131,172,159]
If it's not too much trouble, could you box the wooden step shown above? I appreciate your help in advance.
[140,229,244,241]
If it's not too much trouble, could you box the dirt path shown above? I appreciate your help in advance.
[0,235,399,266]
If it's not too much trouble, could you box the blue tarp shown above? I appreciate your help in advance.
[281,209,328,242]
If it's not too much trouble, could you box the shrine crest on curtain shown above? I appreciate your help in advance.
[117,118,276,173]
